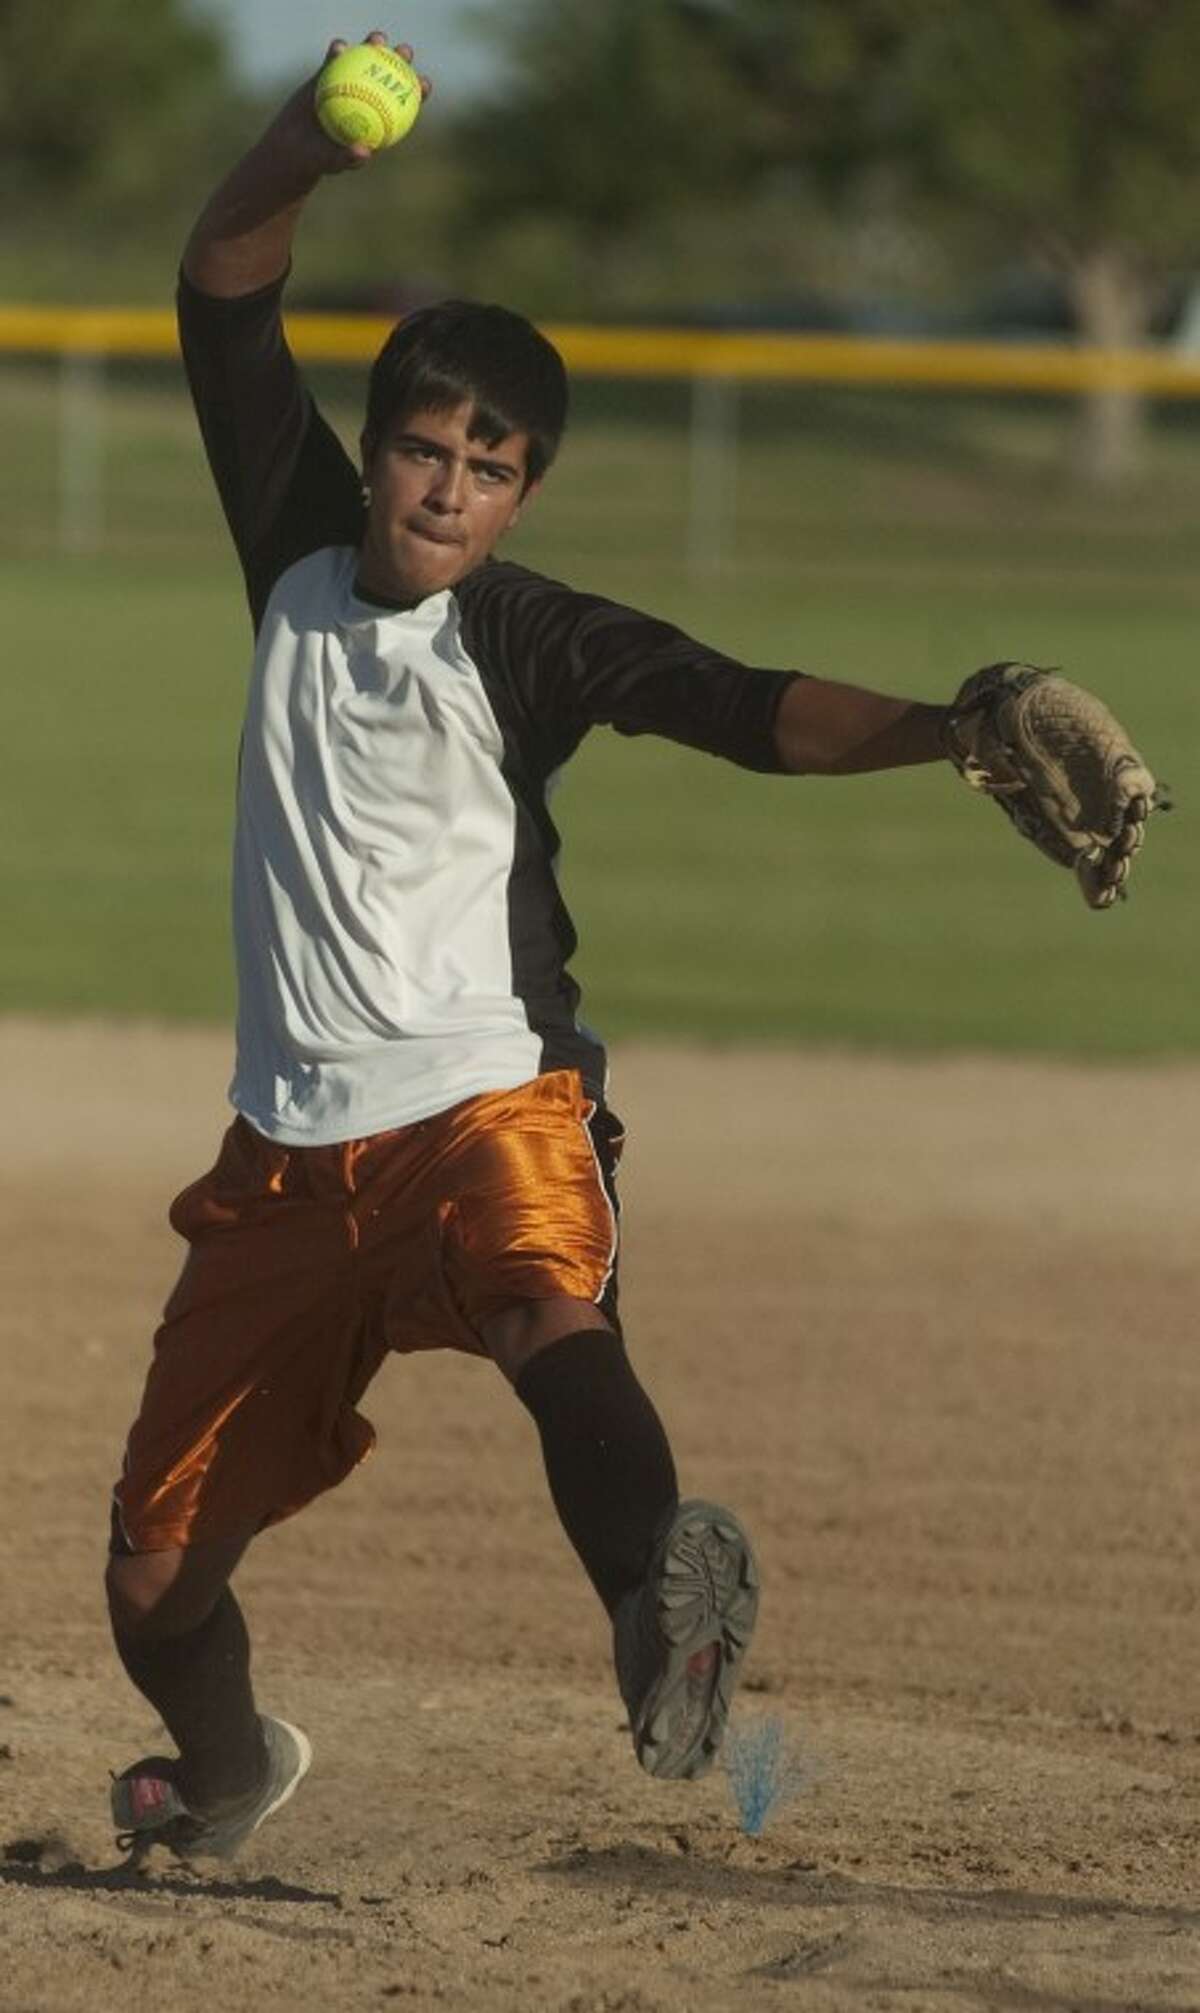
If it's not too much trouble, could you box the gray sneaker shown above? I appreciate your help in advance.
[111,1714,312,1861]
[614,1498,759,1780]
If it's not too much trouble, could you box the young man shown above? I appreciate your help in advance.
[106,36,952,1862]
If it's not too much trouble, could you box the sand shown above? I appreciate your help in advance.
[1,1018,1197,2012]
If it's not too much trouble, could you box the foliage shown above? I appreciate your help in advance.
[0,0,257,259]
[903,0,1200,269]
[669,2,1200,475]
[673,1,1200,269]
[439,0,1200,458]
[453,0,736,256]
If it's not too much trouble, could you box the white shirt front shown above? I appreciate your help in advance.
[231,547,542,1143]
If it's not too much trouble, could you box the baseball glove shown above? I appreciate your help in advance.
[943,662,1162,909]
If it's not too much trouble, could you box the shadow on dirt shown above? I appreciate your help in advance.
[540,1839,1200,1935]
[0,1852,340,1908]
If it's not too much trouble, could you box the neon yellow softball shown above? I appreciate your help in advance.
[314,45,423,151]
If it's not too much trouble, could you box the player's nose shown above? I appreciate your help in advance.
[426,458,467,511]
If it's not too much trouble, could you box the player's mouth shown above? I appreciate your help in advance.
[407,521,465,548]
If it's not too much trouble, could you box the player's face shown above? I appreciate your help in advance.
[358,402,538,603]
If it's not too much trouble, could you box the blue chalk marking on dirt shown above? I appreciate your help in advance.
[724,1715,814,1836]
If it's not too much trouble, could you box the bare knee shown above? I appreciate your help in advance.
[481,1294,613,1385]
[107,1550,194,1641]
[106,1533,250,1642]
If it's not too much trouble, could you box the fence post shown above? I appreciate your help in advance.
[687,373,739,578]
[59,350,105,554]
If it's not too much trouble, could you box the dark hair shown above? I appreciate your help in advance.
[364,299,568,490]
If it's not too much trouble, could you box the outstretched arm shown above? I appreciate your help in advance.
[774,675,947,775]
[775,664,1161,907]
[182,32,430,298]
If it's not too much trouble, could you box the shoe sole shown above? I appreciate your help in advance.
[633,1500,759,1781]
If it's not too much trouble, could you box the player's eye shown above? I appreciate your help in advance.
[396,438,440,464]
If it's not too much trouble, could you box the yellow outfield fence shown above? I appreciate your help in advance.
[7,303,1200,561]
[6,302,1200,393]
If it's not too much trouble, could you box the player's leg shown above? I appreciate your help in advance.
[486,1297,759,1781]
[106,1525,314,1863]
[426,1073,681,1614]
[483,1296,679,1614]
[105,1530,264,1812]
[106,1119,378,1857]
[487,1087,761,1779]
[375,1069,760,1779]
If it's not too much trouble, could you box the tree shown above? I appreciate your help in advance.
[451,0,738,311]
[0,0,241,222]
[677,0,1200,483]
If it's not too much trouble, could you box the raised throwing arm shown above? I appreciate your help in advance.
[182,33,430,299]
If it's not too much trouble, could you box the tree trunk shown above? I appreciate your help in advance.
[1065,247,1156,488]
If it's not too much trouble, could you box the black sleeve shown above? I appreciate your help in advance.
[177,268,365,630]
[455,562,801,776]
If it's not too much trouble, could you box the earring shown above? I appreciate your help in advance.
[361,483,372,509]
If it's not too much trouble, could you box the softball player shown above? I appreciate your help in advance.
[106,37,949,1860]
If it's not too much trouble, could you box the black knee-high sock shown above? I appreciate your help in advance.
[112,1589,266,1809]
[515,1329,679,1616]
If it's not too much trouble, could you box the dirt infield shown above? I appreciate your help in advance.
[1,1018,1197,2013]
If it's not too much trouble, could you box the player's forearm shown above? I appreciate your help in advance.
[182,153,313,296]
[774,677,947,775]
[182,69,361,298]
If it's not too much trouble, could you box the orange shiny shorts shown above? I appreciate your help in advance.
[112,1070,622,1554]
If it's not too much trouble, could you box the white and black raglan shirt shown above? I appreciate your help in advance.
[179,271,800,1146]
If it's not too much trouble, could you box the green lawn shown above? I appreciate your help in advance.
[1,362,1192,1054]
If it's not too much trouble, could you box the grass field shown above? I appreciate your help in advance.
[1,359,1193,1053]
